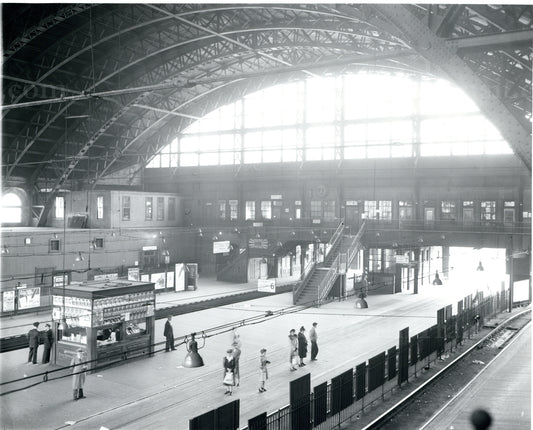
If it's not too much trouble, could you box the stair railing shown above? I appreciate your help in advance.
[324,218,345,262]
[217,248,247,279]
[293,258,315,303]
[293,218,345,304]
[317,220,367,305]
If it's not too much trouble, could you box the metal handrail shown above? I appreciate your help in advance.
[217,249,247,278]
[318,221,367,303]
[324,218,345,261]
[293,218,345,304]
[293,259,316,303]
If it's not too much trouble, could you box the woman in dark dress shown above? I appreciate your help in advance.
[222,348,235,395]
[297,326,308,367]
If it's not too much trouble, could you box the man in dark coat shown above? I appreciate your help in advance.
[164,316,176,351]
[41,323,54,364]
[27,322,40,364]
[297,326,308,367]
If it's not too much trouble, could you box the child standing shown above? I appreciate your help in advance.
[259,348,270,393]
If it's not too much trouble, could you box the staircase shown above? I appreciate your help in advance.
[293,220,366,306]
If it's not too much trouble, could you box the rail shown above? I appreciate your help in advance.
[293,218,344,304]
[324,218,345,261]
[292,257,317,304]
[217,249,247,279]
[318,221,366,304]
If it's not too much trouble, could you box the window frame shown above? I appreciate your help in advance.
[157,197,165,221]
[245,201,255,220]
[145,197,153,221]
[55,196,65,219]
[96,195,104,220]
[122,196,131,221]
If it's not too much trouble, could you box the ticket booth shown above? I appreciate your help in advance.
[52,280,155,371]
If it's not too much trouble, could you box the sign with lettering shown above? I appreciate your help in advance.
[213,240,231,254]
[395,255,409,264]
[258,279,276,293]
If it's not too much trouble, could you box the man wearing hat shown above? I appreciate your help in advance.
[41,323,54,364]
[27,322,40,364]
[71,348,88,400]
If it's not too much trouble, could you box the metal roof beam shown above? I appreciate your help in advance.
[371,4,531,172]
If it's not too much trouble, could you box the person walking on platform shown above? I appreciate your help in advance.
[309,322,319,361]
[41,323,53,364]
[223,348,235,395]
[27,322,40,364]
[232,331,242,386]
[164,316,176,352]
[297,326,308,367]
[288,329,298,371]
[71,348,87,400]
[258,348,270,393]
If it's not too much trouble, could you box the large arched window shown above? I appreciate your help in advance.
[1,192,23,224]
[147,72,511,169]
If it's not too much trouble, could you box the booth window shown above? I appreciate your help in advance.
[122,196,130,221]
[97,195,104,219]
[145,197,153,220]
[245,201,255,220]
[157,197,164,220]
[55,196,64,219]
[94,238,104,249]
[1,192,22,224]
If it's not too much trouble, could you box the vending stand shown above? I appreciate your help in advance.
[52,280,155,370]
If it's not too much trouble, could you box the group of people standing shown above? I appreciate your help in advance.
[289,322,319,371]
[26,321,54,365]
[221,331,271,394]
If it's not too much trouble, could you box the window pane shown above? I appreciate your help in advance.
[55,196,64,219]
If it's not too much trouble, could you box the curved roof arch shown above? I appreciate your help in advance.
[3,3,532,195]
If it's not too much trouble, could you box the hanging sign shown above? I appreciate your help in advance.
[213,240,231,254]
[2,291,15,312]
[18,287,40,309]
[248,238,268,249]
[128,267,140,281]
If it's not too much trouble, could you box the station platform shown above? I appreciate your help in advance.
[423,322,531,430]
[0,277,260,338]
[0,280,491,429]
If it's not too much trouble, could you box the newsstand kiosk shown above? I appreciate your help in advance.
[52,280,155,371]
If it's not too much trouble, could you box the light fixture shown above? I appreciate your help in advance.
[256,233,261,238]
[24,237,31,245]
[218,231,223,236]
[75,252,84,262]
[1,245,9,254]
[212,235,218,241]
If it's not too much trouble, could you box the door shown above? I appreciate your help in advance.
[424,208,435,226]
[503,208,515,226]
[345,204,360,232]
[463,208,474,225]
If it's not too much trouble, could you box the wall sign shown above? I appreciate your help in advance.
[258,278,276,293]
[248,238,269,249]
[213,240,231,254]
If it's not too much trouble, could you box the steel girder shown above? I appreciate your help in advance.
[368,4,531,171]
[3,3,532,205]
[4,4,410,185]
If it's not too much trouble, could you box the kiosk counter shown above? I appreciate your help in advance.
[51,280,155,370]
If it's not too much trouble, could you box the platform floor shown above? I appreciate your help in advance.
[424,323,531,430]
[0,280,488,430]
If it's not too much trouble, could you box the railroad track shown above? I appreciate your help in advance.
[361,308,531,430]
